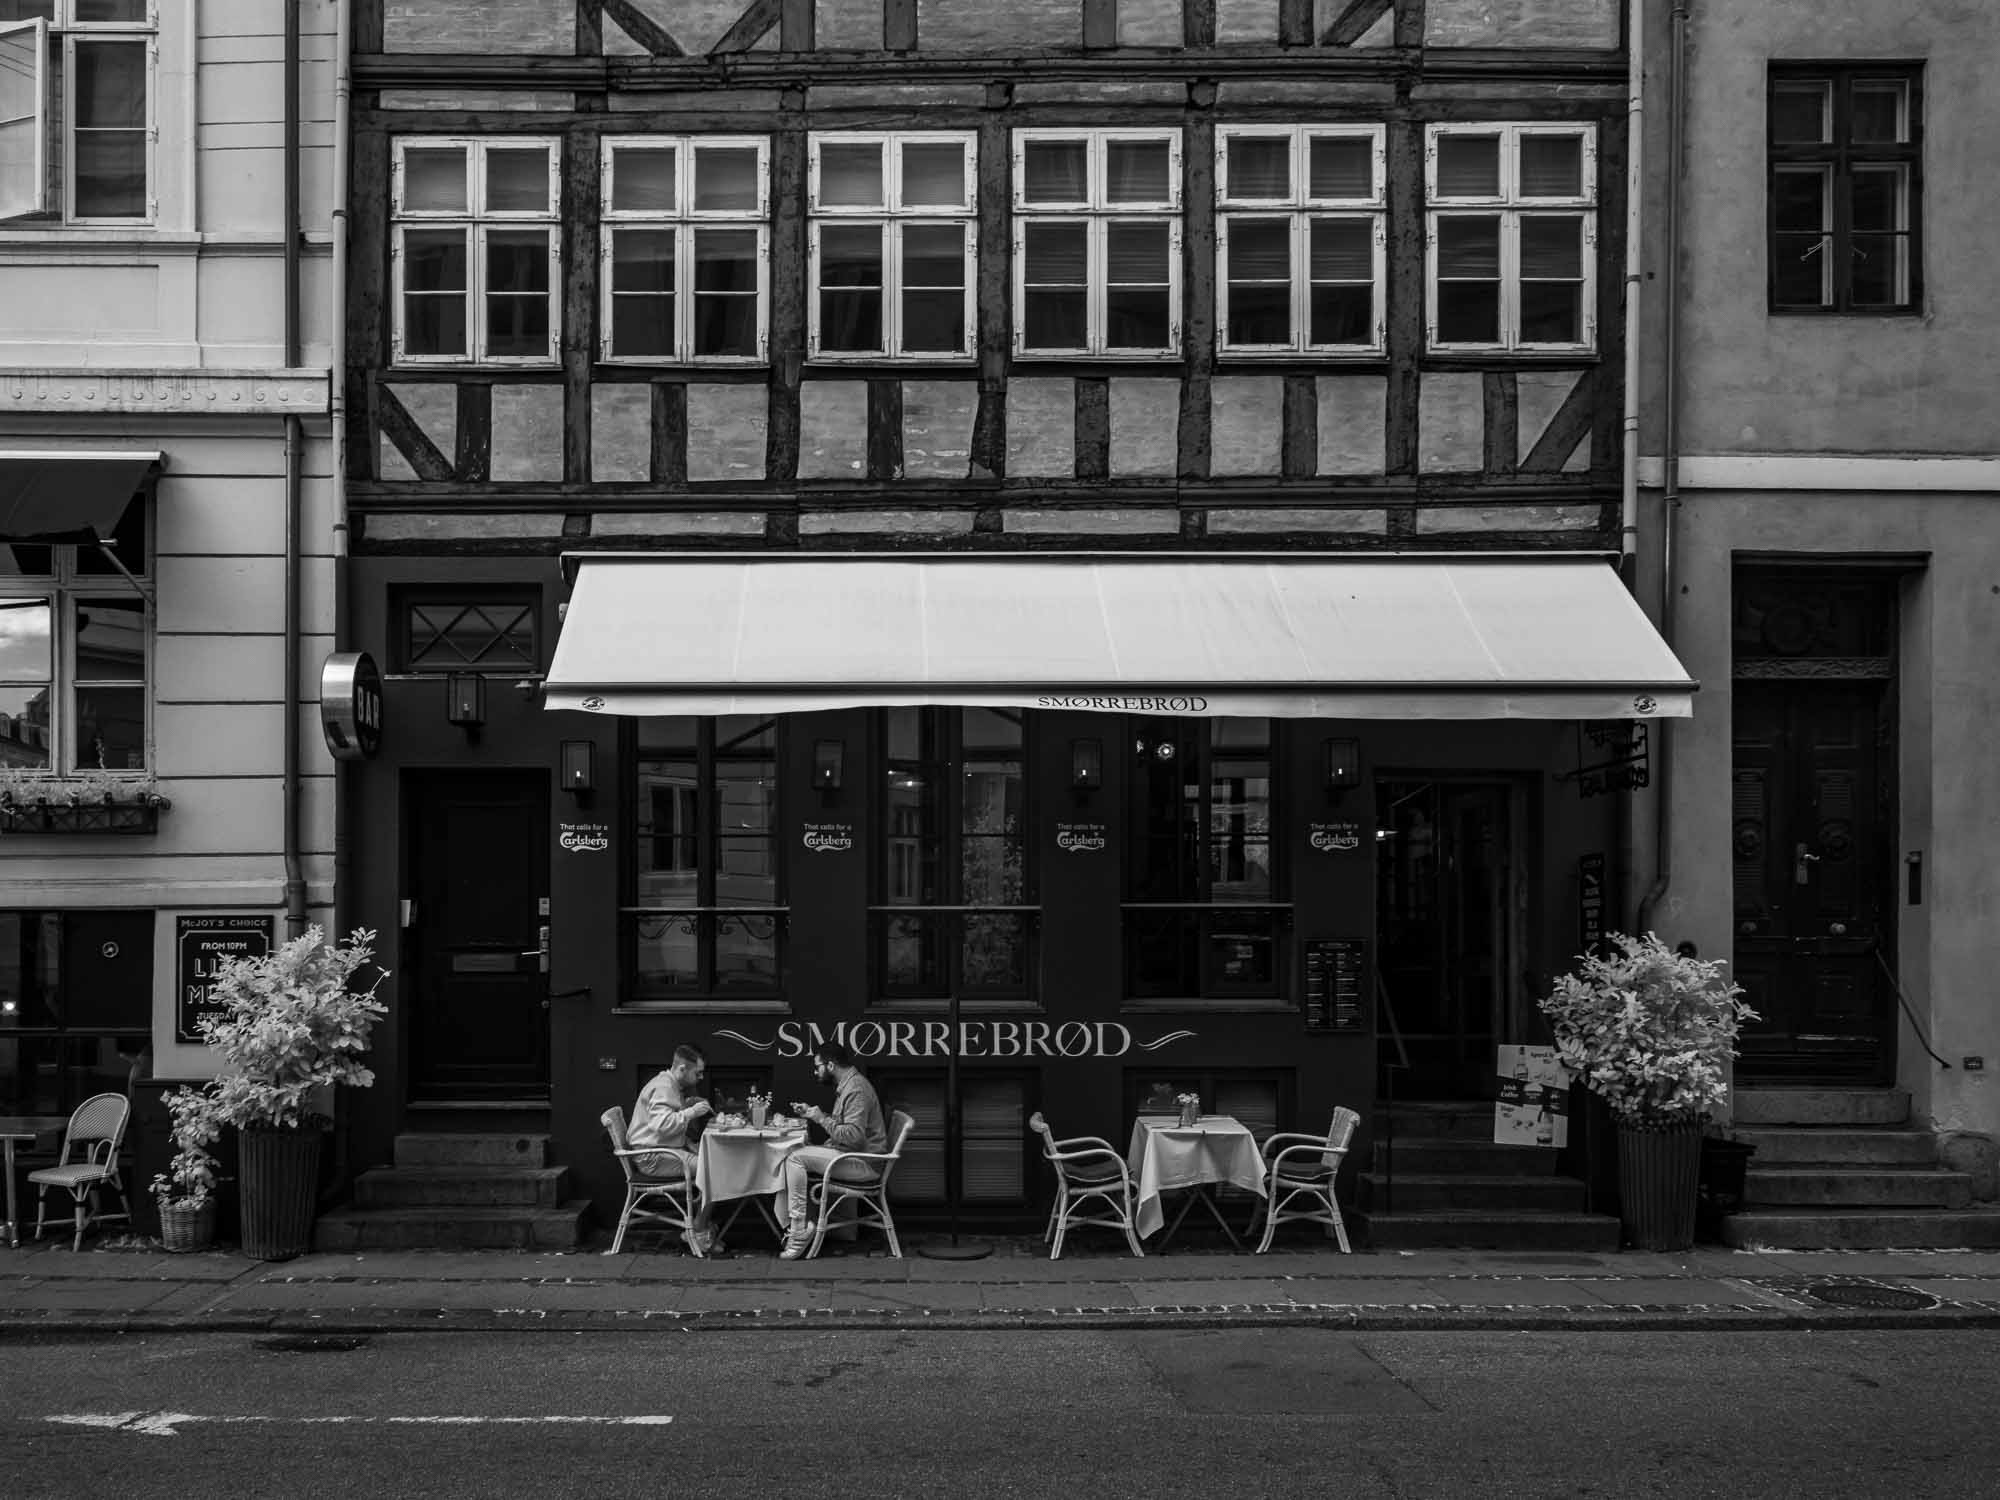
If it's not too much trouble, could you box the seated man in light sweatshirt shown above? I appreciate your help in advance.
[774,1039,889,1260]
[628,1042,720,1255]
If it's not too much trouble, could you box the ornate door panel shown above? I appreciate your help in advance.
[1732,681,1890,1082]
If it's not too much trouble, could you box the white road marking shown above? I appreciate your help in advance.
[47,1412,674,1439]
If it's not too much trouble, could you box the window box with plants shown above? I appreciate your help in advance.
[0,770,171,836]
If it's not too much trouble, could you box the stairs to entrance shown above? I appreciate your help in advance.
[1353,1101,1620,1251]
[1721,1088,2000,1250]
[314,1131,590,1252]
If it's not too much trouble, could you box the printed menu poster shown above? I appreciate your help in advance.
[1494,1044,1572,1147]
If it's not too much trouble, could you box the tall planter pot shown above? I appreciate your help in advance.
[1615,1117,1703,1252]
[238,1123,324,1262]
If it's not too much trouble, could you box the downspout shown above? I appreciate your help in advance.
[330,0,353,949]
[1636,0,1690,936]
[1613,0,1646,933]
[281,0,307,939]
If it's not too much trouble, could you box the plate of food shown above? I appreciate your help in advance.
[713,1112,748,1130]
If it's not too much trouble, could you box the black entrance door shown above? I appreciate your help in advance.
[1732,681,1891,1082]
[407,771,550,1101]
[1375,779,1520,1099]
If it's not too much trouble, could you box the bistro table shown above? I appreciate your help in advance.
[1125,1114,1268,1252]
[1,1116,67,1249]
[695,1124,808,1245]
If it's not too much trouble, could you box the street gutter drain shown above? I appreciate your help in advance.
[1802,1284,1937,1312]
[256,1335,373,1353]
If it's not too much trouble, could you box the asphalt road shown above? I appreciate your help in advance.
[2,1328,1994,1498]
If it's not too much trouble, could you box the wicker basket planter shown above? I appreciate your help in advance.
[1616,1117,1704,1252]
[238,1124,324,1262]
[158,1199,218,1254]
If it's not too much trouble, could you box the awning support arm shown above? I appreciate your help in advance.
[89,539,154,605]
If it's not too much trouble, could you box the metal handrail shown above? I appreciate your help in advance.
[1376,971,1412,1217]
[1874,945,1952,1070]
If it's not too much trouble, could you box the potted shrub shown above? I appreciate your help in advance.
[151,1087,223,1253]
[196,925,389,1261]
[1538,932,1756,1251]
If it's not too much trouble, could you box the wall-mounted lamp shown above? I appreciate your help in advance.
[1324,737,1361,802]
[445,672,485,737]
[1070,737,1103,794]
[560,739,596,797]
[812,739,845,795]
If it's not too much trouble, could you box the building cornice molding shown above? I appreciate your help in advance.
[0,370,330,417]
[1637,455,2000,492]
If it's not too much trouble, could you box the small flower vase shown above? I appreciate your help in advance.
[1178,1100,1199,1128]
[749,1100,768,1128]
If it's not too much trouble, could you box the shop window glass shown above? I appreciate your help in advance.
[1125,718,1285,1002]
[630,716,781,999]
[0,907,150,1115]
[875,1070,1031,1207]
[877,708,1032,1002]
[1125,1068,1288,1146]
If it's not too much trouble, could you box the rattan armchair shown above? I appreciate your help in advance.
[802,1109,915,1259]
[1251,1105,1359,1254]
[600,1105,701,1255]
[1029,1111,1144,1260]
[29,1092,132,1252]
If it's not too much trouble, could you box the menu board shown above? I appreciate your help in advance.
[1302,939,1367,1033]
[176,914,275,1043]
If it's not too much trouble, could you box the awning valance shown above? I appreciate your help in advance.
[0,450,162,541]
[544,553,1696,721]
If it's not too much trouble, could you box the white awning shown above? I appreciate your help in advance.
[0,449,162,541]
[545,553,1696,721]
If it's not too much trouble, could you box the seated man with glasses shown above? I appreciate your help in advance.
[774,1040,888,1260]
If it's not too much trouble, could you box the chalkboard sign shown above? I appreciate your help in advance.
[176,914,275,1043]
[1303,939,1367,1033]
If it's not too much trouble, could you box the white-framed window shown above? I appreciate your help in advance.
[1216,125,1385,356]
[1425,123,1597,353]
[807,132,976,361]
[1013,128,1182,358]
[391,137,561,365]
[0,1,156,225]
[601,136,768,364]
[0,499,150,774]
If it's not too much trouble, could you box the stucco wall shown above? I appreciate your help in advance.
[1647,0,2000,457]
[1651,491,2000,1137]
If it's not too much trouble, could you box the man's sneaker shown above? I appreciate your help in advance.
[778,1223,812,1260]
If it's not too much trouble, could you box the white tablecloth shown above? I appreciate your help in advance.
[1124,1115,1268,1239]
[696,1127,807,1209]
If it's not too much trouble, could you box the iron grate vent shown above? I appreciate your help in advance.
[256,1335,372,1353]
[1803,1283,1936,1311]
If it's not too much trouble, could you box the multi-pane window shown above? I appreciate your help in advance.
[1013,129,1182,357]
[808,132,976,359]
[878,709,1032,1000]
[1426,123,1597,352]
[1216,126,1385,355]
[391,137,561,364]
[1768,66,1922,314]
[0,0,154,223]
[600,136,768,362]
[630,716,782,999]
[395,591,538,675]
[0,497,149,773]
[0,909,152,1116]
[1126,719,1283,1002]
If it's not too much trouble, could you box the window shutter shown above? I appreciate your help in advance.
[0,18,50,222]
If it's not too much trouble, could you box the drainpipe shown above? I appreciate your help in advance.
[280,0,307,939]
[1617,0,1645,583]
[1636,0,1690,936]
[330,0,353,950]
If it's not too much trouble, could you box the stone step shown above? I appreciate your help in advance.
[392,1133,552,1169]
[1734,1089,1910,1128]
[1356,1209,1621,1252]
[312,1201,589,1253]
[1371,1140,1561,1176]
[1357,1173,1587,1214]
[1373,1103,1501,1141]
[1720,1207,2000,1251]
[1744,1167,1972,1210]
[1732,1127,1936,1167]
[352,1166,570,1210]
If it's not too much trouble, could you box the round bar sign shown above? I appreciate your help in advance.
[319,651,383,760]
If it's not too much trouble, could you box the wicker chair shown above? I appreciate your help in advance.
[29,1093,132,1252]
[600,1105,701,1255]
[1251,1105,1359,1254]
[1029,1111,1144,1260]
[802,1109,915,1260]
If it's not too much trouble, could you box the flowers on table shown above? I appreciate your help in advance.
[746,1088,773,1126]
[1174,1091,1201,1126]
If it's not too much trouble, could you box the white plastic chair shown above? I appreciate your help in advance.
[1251,1105,1359,1254]
[1029,1111,1144,1260]
[803,1109,915,1259]
[29,1093,132,1252]
[600,1105,701,1255]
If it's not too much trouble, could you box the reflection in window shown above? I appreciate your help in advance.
[0,909,150,1116]
[630,716,781,998]
[1126,718,1283,1001]
[879,708,1031,999]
